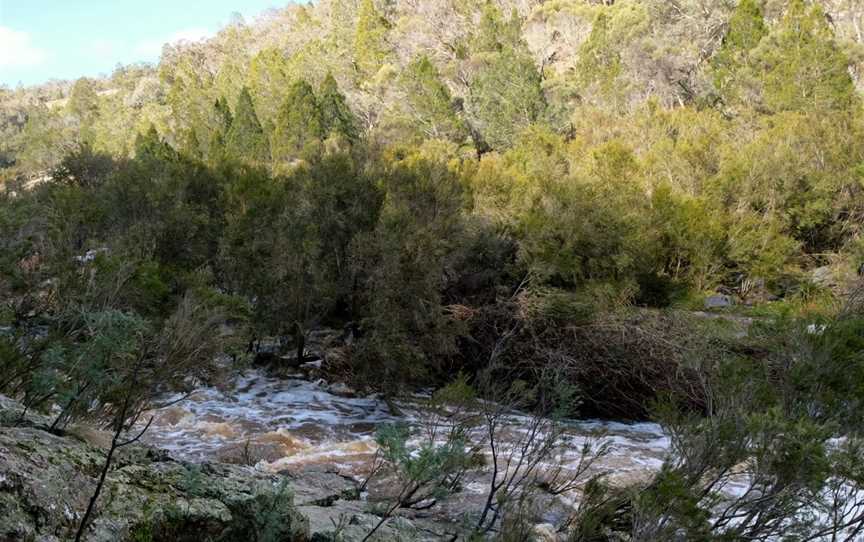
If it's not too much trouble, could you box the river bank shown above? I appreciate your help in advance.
[0,362,672,541]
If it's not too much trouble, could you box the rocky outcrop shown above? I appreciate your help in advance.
[0,395,454,542]
[0,396,308,542]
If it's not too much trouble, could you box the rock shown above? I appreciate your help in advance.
[534,523,560,541]
[811,265,836,288]
[279,464,360,506]
[326,382,356,398]
[0,395,308,542]
[299,502,446,542]
[704,294,733,309]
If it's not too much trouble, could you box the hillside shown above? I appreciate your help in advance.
[3,0,864,161]
[2,0,864,540]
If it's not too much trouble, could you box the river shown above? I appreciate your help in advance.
[143,369,670,483]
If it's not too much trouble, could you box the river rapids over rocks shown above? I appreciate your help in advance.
[144,369,671,479]
[142,368,670,526]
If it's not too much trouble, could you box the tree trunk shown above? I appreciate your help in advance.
[295,321,305,364]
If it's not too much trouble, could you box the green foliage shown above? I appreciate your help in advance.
[318,74,358,142]
[575,12,624,105]
[242,480,302,542]
[352,145,468,386]
[754,0,857,113]
[373,421,474,508]
[66,78,101,143]
[710,0,767,107]
[225,87,270,164]
[353,0,391,79]
[468,8,545,151]
[3,5,864,535]
[246,48,294,129]
[271,80,324,164]
[18,106,76,172]
[220,153,380,335]
[649,184,725,291]
[398,56,466,142]
[471,4,522,54]
[134,125,178,163]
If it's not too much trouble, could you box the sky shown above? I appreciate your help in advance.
[0,0,285,87]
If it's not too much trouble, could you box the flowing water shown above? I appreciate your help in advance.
[143,369,669,483]
[141,369,863,539]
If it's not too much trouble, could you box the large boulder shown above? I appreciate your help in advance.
[0,396,308,542]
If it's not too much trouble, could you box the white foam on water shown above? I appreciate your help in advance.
[143,369,670,478]
[141,370,863,540]
[143,370,403,464]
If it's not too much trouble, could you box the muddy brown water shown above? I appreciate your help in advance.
[143,369,669,485]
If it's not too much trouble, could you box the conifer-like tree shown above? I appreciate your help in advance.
[180,128,202,160]
[711,0,767,105]
[575,12,624,105]
[67,78,100,124]
[353,0,390,78]
[318,74,358,142]
[754,0,856,113]
[207,96,233,162]
[226,87,270,163]
[134,125,178,163]
[472,4,522,54]
[67,77,101,143]
[247,48,293,129]
[271,80,324,163]
[468,8,545,151]
[400,56,465,141]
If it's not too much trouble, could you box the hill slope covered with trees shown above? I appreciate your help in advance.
[3,0,864,540]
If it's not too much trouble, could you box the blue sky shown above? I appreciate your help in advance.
[0,0,286,87]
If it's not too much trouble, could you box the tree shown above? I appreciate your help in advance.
[18,106,76,172]
[66,78,102,147]
[134,124,178,164]
[754,0,857,113]
[353,0,391,78]
[219,153,379,360]
[467,8,545,151]
[225,87,269,163]
[471,4,523,55]
[271,80,324,164]
[352,145,467,388]
[207,96,233,162]
[575,12,625,107]
[160,46,217,153]
[67,78,100,127]
[246,48,294,130]
[318,73,358,142]
[398,56,466,142]
[710,0,768,108]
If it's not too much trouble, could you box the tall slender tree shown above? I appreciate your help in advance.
[467,6,545,150]
[319,74,358,142]
[271,80,324,163]
[353,0,391,78]
[226,87,270,163]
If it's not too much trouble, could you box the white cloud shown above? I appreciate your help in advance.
[85,38,119,58]
[133,27,212,59]
[0,26,47,68]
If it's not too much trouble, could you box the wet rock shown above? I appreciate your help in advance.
[325,382,356,398]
